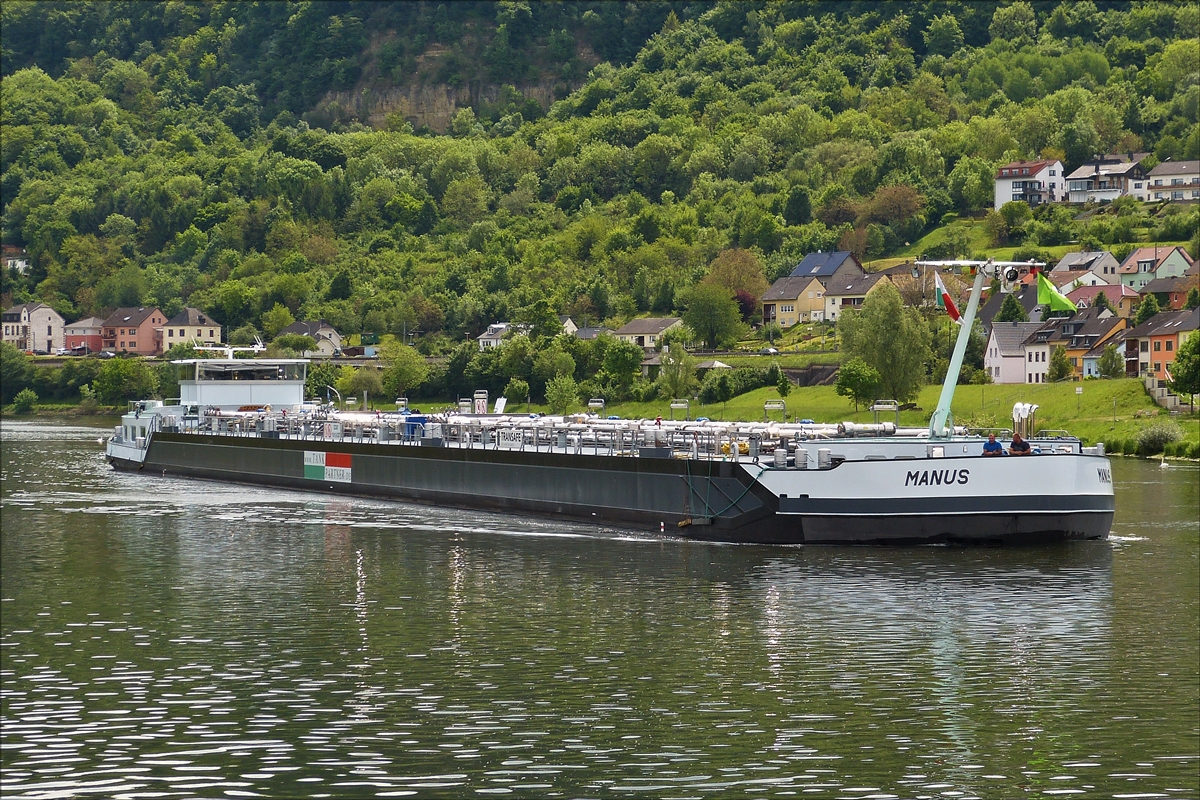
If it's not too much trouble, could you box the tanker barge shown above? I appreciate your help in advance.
[106,260,1114,545]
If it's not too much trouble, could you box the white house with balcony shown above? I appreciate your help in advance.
[1145,160,1200,202]
[994,159,1064,210]
[1065,154,1149,204]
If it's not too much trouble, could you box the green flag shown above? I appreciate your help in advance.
[1037,271,1078,312]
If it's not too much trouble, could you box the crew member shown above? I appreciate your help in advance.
[1009,433,1032,455]
[982,433,1004,456]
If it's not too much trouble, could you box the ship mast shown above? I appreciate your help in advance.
[915,259,1044,438]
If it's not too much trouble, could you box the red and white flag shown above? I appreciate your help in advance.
[934,271,962,325]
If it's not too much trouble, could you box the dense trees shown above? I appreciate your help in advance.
[1,1,1196,384]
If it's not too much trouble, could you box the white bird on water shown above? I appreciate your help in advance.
[1160,454,1169,469]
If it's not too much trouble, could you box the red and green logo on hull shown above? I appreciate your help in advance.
[303,450,352,482]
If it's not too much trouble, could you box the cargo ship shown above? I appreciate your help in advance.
[106,261,1114,545]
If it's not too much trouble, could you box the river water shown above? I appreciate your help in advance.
[1,419,1196,800]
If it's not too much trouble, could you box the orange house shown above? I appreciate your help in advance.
[101,307,165,355]
[1124,308,1200,380]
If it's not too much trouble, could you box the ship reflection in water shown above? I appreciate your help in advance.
[2,420,1195,800]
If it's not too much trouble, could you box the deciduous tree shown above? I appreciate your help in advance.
[996,293,1030,322]
[1134,293,1161,326]
[682,284,744,350]
[838,281,931,403]
[545,373,577,415]
[834,357,880,411]
[380,343,429,400]
[1168,332,1200,398]
[1047,345,1072,382]
[1097,344,1124,379]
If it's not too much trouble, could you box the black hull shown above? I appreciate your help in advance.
[109,433,1112,546]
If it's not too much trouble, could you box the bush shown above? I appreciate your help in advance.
[698,365,776,403]
[11,388,37,414]
[1136,423,1183,456]
[1122,438,1139,456]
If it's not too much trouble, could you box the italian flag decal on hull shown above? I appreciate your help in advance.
[304,451,352,482]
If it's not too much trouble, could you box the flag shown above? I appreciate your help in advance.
[933,271,962,324]
[1037,271,1078,313]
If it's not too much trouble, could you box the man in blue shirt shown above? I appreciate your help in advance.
[983,433,1004,456]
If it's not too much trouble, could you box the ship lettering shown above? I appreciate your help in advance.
[906,468,970,487]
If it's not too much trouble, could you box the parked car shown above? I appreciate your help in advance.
[759,347,779,355]
[55,348,70,355]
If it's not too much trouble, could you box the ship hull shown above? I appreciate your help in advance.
[109,433,1114,546]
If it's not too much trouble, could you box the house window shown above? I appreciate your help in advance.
[1050,169,1057,176]
[209,329,214,337]
[1154,179,1162,186]
[1166,340,1173,352]
[1154,340,1161,351]
[1028,352,1033,362]
[1154,362,1161,372]
[1172,178,1183,185]
[168,329,173,337]
[1134,182,1142,188]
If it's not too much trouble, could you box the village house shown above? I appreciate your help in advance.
[1118,246,1194,291]
[2,245,29,274]
[1145,160,1200,202]
[1064,154,1150,203]
[159,307,222,353]
[1051,251,1119,284]
[787,251,865,284]
[983,322,1044,384]
[1122,308,1200,380]
[1066,284,1139,317]
[64,316,105,353]
[1022,307,1120,383]
[101,307,166,355]
[762,276,825,327]
[613,317,682,349]
[823,273,888,322]
[278,319,341,357]
[572,326,611,341]
[1,303,65,353]
[557,316,578,336]
[1141,274,1199,311]
[477,322,518,349]
[993,159,1064,210]
[1046,268,1109,292]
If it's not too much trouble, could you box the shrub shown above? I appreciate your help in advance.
[11,388,37,414]
[1136,423,1183,456]
[1122,438,1139,456]
[698,365,775,403]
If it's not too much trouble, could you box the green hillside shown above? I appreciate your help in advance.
[1,1,1198,403]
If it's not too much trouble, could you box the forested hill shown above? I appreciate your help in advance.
[1,1,1197,359]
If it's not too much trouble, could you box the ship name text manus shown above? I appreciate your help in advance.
[905,468,969,487]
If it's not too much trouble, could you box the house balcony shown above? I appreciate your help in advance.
[1068,188,1122,204]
